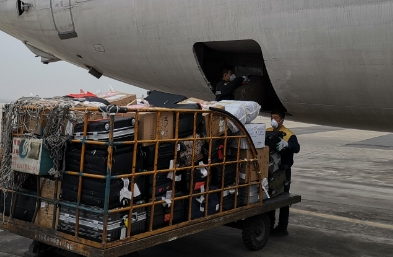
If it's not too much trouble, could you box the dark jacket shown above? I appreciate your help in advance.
[215,78,244,101]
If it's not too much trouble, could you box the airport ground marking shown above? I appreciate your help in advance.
[291,208,393,231]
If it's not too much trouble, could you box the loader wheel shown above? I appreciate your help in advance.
[241,213,270,251]
[24,240,56,257]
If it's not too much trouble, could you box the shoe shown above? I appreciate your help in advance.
[270,226,288,236]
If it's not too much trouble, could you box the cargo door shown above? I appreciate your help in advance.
[51,0,78,39]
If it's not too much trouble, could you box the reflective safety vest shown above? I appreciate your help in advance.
[266,126,294,142]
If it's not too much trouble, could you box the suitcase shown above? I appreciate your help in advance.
[58,201,147,242]
[0,189,37,222]
[172,103,203,138]
[268,168,286,197]
[188,186,220,220]
[141,143,175,171]
[65,145,144,176]
[232,75,264,107]
[203,138,235,164]
[147,192,186,229]
[237,184,260,207]
[144,90,187,106]
[61,176,145,208]
[222,189,236,211]
[73,117,135,141]
[210,161,237,187]
[181,168,206,193]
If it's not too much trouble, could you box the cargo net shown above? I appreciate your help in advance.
[0,97,77,194]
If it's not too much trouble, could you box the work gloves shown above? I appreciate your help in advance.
[276,139,288,152]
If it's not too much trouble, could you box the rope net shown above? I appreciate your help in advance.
[0,96,83,221]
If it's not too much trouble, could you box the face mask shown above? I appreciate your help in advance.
[229,74,236,81]
[271,119,279,128]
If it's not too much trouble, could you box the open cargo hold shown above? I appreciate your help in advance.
[0,97,300,257]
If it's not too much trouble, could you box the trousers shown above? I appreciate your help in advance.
[268,168,291,228]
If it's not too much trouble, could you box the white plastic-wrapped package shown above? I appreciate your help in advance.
[224,104,247,132]
[220,100,261,123]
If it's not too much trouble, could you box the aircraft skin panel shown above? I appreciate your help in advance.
[0,0,393,131]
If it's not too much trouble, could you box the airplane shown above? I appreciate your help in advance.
[0,0,392,132]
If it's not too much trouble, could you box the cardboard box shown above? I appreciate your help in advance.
[118,112,174,145]
[230,123,266,149]
[101,92,137,106]
[202,105,225,137]
[35,178,61,229]
[11,138,53,175]
[229,147,269,183]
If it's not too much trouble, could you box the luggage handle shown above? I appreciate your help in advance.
[98,105,128,114]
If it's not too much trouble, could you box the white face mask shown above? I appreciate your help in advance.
[271,119,279,128]
[229,74,236,81]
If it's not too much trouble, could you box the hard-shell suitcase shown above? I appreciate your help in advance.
[188,186,220,220]
[65,145,144,176]
[181,168,206,193]
[61,176,145,208]
[142,143,175,171]
[203,138,233,164]
[58,201,147,242]
[147,192,186,229]
[210,161,237,187]
[144,90,187,106]
[237,184,260,207]
[172,103,203,138]
[232,75,264,106]
[222,189,236,211]
[0,189,37,222]
[73,117,135,141]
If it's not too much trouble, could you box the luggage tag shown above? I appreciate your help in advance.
[162,190,172,207]
[198,161,208,178]
[261,178,270,199]
[219,119,225,133]
[218,145,224,160]
[120,215,128,240]
[120,178,132,205]
[167,161,182,181]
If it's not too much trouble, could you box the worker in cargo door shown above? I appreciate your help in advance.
[215,65,248,101]
[267,110,300,236]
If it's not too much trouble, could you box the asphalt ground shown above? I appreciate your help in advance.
[1,116,392,257]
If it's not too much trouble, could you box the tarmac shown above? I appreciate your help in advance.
[1,116,393,257]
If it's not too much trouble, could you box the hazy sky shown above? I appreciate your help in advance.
[0,31,147,103]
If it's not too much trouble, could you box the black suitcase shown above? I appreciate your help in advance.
[58,201,147,242]
[73,117,135,141]
[65,145,144,176]
[61,175,145,208]
[181,168,206,193]
[210,161,237,187]
[0,189,37,222]
[142,143,175,171]
[188,186,220,220]
[147,192,186,229]
[144,90,187,106]
[237,185,260,207]
[202,138,235,164]
[222,189,236,211]
[172,103,203,138]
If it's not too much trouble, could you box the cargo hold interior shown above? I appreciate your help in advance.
[193,40,286,113]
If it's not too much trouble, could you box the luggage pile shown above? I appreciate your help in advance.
[0,90,272,244]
